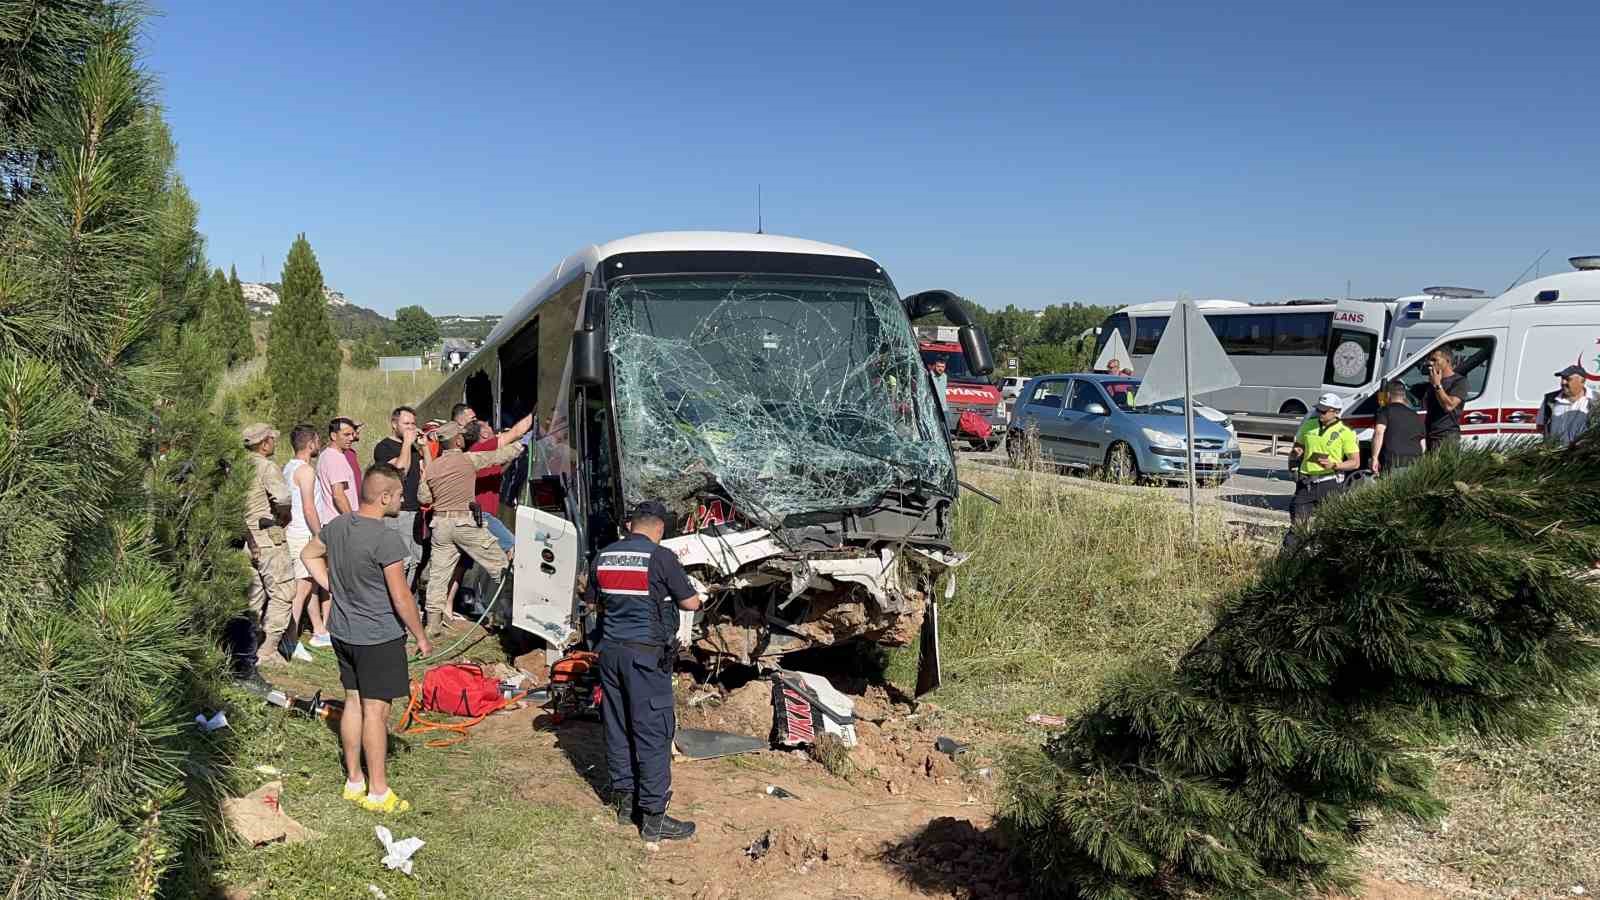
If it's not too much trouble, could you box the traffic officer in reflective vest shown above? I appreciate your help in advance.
[417,416,530,636]
[1285,393,1360,549]
[587,500,703,843]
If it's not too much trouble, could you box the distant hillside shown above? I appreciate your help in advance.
[245,283,500,345]
[437,314,500,342]
[244,282,391,341]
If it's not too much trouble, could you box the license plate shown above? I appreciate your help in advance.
[1198,452,1219,464]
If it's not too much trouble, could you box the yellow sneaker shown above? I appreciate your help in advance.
[360,790,411,814]
[341,781,367,803]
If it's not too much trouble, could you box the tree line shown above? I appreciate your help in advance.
[934,298,1116,376]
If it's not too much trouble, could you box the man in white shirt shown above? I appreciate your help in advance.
[1538,364,1595,447]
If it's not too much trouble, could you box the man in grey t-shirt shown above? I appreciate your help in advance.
[301,463,430,815]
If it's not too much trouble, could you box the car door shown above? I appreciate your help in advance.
[1068,380,1115,461]
[1054,378,1109,465]
[1016,378,1071,461]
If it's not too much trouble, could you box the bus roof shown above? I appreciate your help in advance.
[486,231,878,348]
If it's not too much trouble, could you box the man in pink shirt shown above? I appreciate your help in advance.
[316,417,360,525]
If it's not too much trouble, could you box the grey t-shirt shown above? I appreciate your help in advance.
[322,512,410,645]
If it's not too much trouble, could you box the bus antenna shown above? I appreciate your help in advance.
[1505,248,1550,292]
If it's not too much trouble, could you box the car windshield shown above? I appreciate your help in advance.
[606,273,956,524]
[1101,380,1185,415]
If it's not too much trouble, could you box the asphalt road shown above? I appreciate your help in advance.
[958,438,1295,523]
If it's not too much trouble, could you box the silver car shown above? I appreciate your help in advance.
[1005,374,1242,483]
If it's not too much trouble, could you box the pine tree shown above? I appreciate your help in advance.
[225,265,254,363]
[266,234,339,429]
[0,8,243,896]
[1001,440,1600,898]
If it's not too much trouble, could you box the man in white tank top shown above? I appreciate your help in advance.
[283,425,329,657]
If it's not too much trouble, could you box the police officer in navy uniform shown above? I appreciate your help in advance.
[587,500,703,842]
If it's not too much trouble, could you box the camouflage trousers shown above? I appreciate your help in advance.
[248,540,296,664]
[423,515,509,633]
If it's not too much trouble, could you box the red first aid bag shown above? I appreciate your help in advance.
[957,409,992,438]
[418,663,506,717]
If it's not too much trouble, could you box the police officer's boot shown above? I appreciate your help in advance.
[608,790,637,827]
[640,811,695,842]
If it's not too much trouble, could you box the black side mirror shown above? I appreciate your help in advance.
[572,329,605,386]
[958,325,995,376]
[902,289,958,322]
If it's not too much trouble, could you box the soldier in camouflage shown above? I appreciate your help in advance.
[243,423,296,672]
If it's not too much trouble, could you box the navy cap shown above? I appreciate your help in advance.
[628,500,673,523]
[1556,364,1589,379]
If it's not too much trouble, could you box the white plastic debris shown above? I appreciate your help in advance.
[375,825,424,876]
[367,886,388,899]
[1571,886,1585,896]
[194,711,229,732]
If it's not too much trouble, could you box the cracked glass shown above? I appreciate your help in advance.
[606,274,955,526]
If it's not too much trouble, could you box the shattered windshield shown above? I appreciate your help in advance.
[607,273,956,525]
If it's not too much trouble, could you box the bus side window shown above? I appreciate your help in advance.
[1133,316,1168,355]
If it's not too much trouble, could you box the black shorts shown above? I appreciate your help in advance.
[332,637,410,702]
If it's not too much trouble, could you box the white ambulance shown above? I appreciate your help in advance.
[1337,256,1600,445]
[1322,287,1494,403]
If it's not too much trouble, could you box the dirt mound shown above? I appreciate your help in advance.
[679,678,775,739]
[880,817,1027,899]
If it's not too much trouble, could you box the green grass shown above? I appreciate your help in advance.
[215,652,647,899]
[890,464,1262,736]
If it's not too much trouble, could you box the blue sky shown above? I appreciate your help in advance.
[146,1,1599,316]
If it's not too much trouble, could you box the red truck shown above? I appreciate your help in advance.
[916,325,1006,450]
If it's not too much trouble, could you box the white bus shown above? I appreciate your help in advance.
[1098,300,1388,417]
[417,231,993,694]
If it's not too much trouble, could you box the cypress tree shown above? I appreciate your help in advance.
[0,8,243,896]
[225,264,254,363]
[266,234,339,429]
[1002,440,1600,898]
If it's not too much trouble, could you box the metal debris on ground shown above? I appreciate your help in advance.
[764,785,800,800]
[933,736,969,757]
[674,727,768,760]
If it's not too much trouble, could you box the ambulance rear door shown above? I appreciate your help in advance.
[1322,300,1391,400]
[1507,301,1600,438]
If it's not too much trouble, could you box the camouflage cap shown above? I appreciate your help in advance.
[242,423,279,447]
[434,422,464,443]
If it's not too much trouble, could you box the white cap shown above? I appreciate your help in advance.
[1315,392,1345,411]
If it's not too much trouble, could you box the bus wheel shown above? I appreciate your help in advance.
[1105,442,1140,484]
[1279,400,1308,417]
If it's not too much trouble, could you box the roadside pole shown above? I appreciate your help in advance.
[1181,306,1197,540]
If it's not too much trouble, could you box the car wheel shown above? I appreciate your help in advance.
[1105,441,1140,484]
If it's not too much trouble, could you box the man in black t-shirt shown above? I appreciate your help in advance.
[1422,347,1469,452]
[1372,380,1424,475]
[371,405,426,583]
